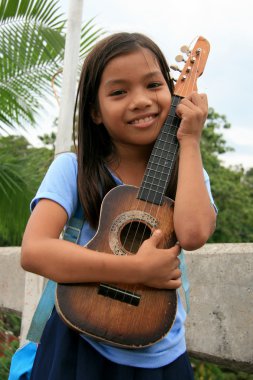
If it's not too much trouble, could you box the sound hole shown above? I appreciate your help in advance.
[120,221,151,254]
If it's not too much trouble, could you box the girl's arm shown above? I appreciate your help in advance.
[173,92,217,250]
[21,199,181,288]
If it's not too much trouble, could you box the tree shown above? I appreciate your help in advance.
[0,135,53,245]
[201,108,253,243]
[0,0,103,133]
[0,0,103,239]
[0,0,65,132]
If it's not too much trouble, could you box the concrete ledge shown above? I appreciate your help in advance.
[184,243,253,373]
[0,244,253,372]
[0,247,24,314]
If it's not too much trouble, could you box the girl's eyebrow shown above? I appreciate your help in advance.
[104,70,163,88]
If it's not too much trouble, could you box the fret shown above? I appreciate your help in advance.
[144,162,173,173]
[143,176,167,185]
[144,171,170,182]
[141,180,167,191]
[151,143,178,153]
[157,135,177,144]
[138,95,181,204]
[149,148,178,161]
[161,129,178,140]
[150,155,176,166]
[138,188,164,205]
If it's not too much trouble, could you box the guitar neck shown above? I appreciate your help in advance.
[137,95,181,205]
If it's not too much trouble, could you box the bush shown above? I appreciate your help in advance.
[0,311,21,380]
[192,358,253,380]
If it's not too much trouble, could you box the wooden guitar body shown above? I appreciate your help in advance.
[56,185,177,348]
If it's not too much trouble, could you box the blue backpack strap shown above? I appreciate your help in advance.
[26,207,84,343]
[178,249,190,313]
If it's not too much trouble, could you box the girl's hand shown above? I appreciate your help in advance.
[176,92,208,143]
[135,230,182,289]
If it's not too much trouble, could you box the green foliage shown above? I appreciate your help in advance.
[0,135,53,245]
[0,311,20,380]
[0,310,21,337]
[201,108,253,243]
[0,339,19,380]
[243,168,253,196]
[192,358,253,380]
[0,0,104,133]
[208,165,253,242]
[0,0,65,131]
[202,107,232,158]
[38,130,56,149]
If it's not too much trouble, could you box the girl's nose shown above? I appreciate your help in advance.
[128,90,153,110]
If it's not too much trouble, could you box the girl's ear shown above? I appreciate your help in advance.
[91,106,102,125]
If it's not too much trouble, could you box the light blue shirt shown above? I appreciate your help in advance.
[31,152,216,368]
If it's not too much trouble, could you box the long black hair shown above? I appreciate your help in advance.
[74,32,177,228]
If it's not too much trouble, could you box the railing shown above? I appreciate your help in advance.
[0,244,252,373]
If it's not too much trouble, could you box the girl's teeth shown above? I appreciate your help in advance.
[131,116,153,124]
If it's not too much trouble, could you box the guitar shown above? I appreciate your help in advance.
[56,36,210,348]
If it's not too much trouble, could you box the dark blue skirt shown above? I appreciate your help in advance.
[31,309,194,380]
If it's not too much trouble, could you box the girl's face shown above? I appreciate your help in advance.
[93,48,172,152]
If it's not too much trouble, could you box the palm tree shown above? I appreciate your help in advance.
[0,0,66,132]
[0,0,103,132]
[0,135,53,245]
[0,0,103,245]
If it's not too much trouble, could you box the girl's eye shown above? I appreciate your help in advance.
[148,82,162,89]
[110,89,126,96]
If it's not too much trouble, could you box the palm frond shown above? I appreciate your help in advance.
[0,135,54,245]
[0,1,104,133]
[79,18,105,58]
[0,0,65,29]
[0,2,66,131]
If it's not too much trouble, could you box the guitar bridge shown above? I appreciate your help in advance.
[98,283,140,306]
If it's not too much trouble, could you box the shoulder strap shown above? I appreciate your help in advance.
[26,207,84,343]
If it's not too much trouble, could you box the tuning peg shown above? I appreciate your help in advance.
[175,54,186,63]
[170,64,182,72]
[180,45,191,55]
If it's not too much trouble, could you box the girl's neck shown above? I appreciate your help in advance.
[107,143,153,186]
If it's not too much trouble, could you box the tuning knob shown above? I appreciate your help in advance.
[175,54,186,63]
[170,64,182,72]
[180,45,191,54]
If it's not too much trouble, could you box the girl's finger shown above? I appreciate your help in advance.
[187,92,208,107]
[166,278,182,289]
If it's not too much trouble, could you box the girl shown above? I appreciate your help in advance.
[21,32,216,379]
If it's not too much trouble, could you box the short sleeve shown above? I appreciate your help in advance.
[30,153,78,220]
[203,168,218,213]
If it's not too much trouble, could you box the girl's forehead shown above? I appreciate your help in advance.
[101,48,162,80]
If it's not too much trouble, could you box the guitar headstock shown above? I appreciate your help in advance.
[171,36,210,98]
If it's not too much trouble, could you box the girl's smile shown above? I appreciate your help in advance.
[128,112,158,128]
[93,48,172,150]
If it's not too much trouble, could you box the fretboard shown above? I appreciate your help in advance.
[137,96,181,205]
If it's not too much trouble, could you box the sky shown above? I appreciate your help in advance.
[52,0,253,169]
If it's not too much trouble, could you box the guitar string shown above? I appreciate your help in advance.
[116,47,165,305]
[139,47,203,250]
[118,45,203,305]
[126,49,203,306]
[121,49,176,256]
[119,46,200,303]
[126,48,198,243]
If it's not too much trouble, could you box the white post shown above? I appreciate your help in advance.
[55,0,84,155]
